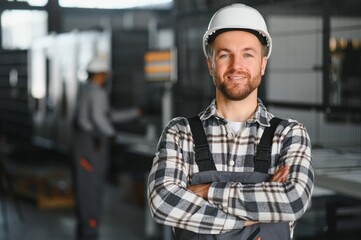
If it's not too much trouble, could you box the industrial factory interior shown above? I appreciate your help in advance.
[0,0,360,239]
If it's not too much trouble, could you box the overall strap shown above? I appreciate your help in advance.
[188,116,216,172]
[254,117,283,173]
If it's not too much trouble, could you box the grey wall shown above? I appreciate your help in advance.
[267,15,361,149]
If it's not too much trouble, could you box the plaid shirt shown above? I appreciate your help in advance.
[148,99,314,235]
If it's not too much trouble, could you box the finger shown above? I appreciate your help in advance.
[245,220,258,226]
[272,166,289,182]
[276,166,290,182]
[271,166,285,182]
[281,166,290,182]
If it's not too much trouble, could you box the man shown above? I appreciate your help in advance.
[73,56,141,240]
[148,3,314,240]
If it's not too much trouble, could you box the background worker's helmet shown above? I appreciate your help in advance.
[202,3,272,58]
[87,56,110,73]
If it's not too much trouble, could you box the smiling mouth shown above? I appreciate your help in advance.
[227,75,247,81]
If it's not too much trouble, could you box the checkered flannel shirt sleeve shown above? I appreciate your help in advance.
[147,117,245,234]
[208,119,314,222]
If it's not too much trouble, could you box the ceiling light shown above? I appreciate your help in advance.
[59,0,173,9]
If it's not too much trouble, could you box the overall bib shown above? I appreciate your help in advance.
[174,116,290,240]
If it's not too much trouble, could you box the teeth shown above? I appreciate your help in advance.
[229,76,245,79]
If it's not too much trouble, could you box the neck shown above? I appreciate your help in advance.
[216,90,258,122]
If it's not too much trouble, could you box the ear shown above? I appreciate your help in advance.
[207,57,214,76]
[261,56,268,76]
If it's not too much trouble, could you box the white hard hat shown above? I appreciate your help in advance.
[203,3,272,58]
[87,56,109,73]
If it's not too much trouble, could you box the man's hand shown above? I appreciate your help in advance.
[271,165,290,182]
[187,183,211,200]
[244,220,258,226]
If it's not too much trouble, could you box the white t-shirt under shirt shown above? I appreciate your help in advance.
[227,120,246,134]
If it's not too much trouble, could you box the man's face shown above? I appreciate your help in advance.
[207,30,268,101]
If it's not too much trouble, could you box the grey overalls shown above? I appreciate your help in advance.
[73,130,109,240]
[174,116,290,240]
[73,82,111,240]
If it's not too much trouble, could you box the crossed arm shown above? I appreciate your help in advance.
[148,118,314,234]
[187,165,290,226]
[187,166,290,200]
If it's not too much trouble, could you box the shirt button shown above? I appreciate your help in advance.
[227,133,233,138]
[229,160,235,166]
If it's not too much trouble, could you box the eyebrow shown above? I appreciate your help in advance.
[216,48,231,54]
[216,47,257,54]
[243,47,257,53]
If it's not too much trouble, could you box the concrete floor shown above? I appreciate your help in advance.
[0,183,146,240]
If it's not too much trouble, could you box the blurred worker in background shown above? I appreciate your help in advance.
[73,56,142,240]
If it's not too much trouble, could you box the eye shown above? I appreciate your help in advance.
[219,53,230,59]
[244,53,254,58]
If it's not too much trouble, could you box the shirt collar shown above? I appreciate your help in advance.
[199,99,271,127]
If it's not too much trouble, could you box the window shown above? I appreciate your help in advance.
[1,10,48,50]
[329,17,361,109]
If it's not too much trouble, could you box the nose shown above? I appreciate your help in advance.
[230,55,244,70]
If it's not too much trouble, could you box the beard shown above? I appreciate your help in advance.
[215,70,262,101]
